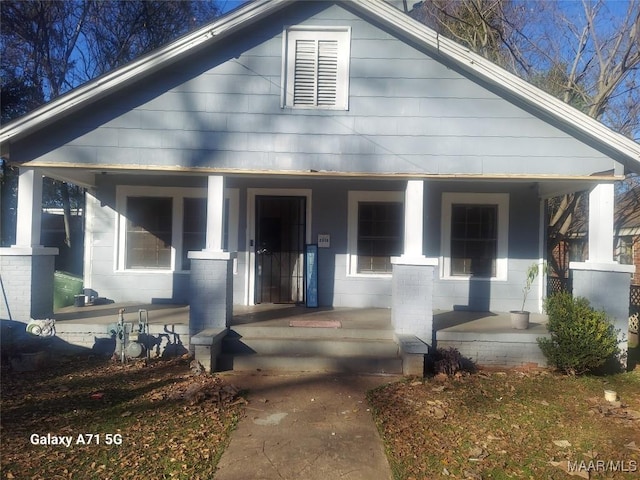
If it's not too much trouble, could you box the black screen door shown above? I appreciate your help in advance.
[255,196,306,304]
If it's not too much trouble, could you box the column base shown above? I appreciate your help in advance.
[391,258,438,345]
[0,246,58,321]
[188,251,236,338]
[571,262,635,370]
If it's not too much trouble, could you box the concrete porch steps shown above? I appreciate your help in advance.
[218,325,403,374]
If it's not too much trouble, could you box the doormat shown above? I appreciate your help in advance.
[289,320,342,328]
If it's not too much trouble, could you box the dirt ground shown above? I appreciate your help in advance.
[1,355,245,480]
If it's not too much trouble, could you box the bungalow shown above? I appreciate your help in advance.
[1,0,638,367]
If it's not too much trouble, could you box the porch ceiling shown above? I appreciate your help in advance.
[32,163,617,194]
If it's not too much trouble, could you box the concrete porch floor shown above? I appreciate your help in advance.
[52,303,394,330]
[434,310,548,335]
[53,302,547,335]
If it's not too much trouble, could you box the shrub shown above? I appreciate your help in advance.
[537,292,620,375]
[426,347,475,376]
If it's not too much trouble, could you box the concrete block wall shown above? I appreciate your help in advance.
[436,331,549,368]
[0,249,57,321]
[571,265,633,367]
[189,255,234,337]
[392,263,436,345]
[53,323,189,357]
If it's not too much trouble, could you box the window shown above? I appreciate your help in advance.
[615,236,634,265]
[441,193,509,280]
[117,186,239,272]
[569,239,587,263]
[126,197,172,269]
[348,191,404,275]
[181,198,232,270]
[283,26,350,109]
[182,198,207,270]
[450,205,497,277]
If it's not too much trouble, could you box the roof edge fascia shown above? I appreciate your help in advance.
[0,0,290,147]
[19,160,624,181]
[345,0,640,168]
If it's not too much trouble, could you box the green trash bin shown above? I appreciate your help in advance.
[53,271,83,310]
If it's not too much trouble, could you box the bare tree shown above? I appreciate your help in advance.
[412,0,640,138]
[1,0,221,251]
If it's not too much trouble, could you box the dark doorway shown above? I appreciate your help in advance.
[255,196,306,304]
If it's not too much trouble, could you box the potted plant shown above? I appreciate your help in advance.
[510,262,542,329]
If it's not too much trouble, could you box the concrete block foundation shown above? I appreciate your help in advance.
[0,247,58,321]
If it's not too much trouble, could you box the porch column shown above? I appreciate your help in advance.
[588,183,614,262]
[391,180,438,353]
[16,167,43,247]
[205,175,224,252]
[0,167,58,321]
[188,175,235,350]
[403,180,424,259]
[570,183,634,369]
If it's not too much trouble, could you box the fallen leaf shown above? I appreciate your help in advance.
[432,407,446,419]
[553,440,572,448]
[468,446,487,461]
[625,441,640,451]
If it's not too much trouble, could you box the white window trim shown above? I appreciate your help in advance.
[281,25,351,110]
[347,191,404,277]
[440,192,509,281]
[115,186,238,273]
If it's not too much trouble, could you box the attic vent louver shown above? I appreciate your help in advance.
[283,27,350,110]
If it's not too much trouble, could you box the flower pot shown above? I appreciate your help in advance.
[510,311,530,330]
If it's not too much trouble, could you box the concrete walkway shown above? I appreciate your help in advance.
[214,372,398,480]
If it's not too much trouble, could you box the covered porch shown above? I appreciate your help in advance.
[1,169,633,372]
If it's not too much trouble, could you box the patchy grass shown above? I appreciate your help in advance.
[368,368,640,479]
[1,355,245,480]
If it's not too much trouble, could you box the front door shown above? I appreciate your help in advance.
[255,196,306,304]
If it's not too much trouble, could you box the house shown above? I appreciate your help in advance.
[1,0,638,368]
[615,187,640,286]
[548,186,639,295]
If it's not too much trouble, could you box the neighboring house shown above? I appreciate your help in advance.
[549,187,640,290]
[1,0,638,361]
[614,188,640,286]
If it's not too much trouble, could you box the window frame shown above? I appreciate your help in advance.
[347,191,404,277]
[615,235,634,265]
[125,196,174,270]
[116,186,238,273]
[281,25,351,110]
[440,193,509,281]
